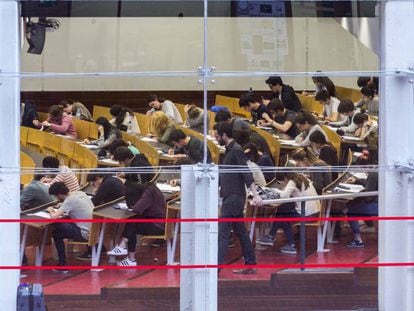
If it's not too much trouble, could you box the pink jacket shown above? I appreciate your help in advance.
[48,113,77,138]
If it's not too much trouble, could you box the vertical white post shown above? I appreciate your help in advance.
[180,165,218,311]
[0,1,21,310]
[379,1,414,310]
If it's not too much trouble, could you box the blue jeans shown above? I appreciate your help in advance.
[52,223,87,265]
[218,194,256,265]
[268,202,298,245]
[347,201,378,234]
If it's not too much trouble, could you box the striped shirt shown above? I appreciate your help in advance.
[50,166,80,192]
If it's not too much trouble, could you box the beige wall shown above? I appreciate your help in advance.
[21,17,378,91]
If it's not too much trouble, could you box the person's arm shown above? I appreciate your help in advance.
[96,132,117,148]
[49,116,72,135]
[279,180,296,199]
[325,111,339,122]
[162,102,175,120]
[354,98,365,108]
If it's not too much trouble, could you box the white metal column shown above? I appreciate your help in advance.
[379,1,414,310]
[0,1,21,310]
[180,165,218,311]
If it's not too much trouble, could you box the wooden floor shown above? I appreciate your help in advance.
[21,226,379,310]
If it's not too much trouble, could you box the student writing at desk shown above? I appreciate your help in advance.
[314,90,342,122]
[294,111,328,147]
[238,92,269,125]
[83,117,121,150]
[47,182,94,271]
[33,105,77,139]
[41,156,80,192]
[168,129,211,163]
[20,174,55,211]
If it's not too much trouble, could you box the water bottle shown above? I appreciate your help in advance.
[127,120,132,134]
[76,107,81,118]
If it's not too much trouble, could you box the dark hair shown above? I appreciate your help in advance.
[214,122,233,138]
[112,146,134,162]
[33,174,45,181]
[214,109,232,123]
[107,139,129,154]
[48,105,63,118]
[239,93,259,108]
[59,99,73,107]
[42,156,59,168]
[357,77,371,88]
[265,76,283,86]
[95,116,116,140]
[243,142,259,162]
[267,98,284,113]
[361,86,376,98]
[175,157,195,165]
[109,105,134,127]
[49,182,69,196]
[286,173,310,190]
[315,89,330,101]
[124,181,147,208]
[337,99,355,114]
[295,111,317,125]
[86,170,106,182]
[309,130,328,145]
[169,129,186,143]
[146,94,165,105]
[353,112,369,125]
[187,105,201,119]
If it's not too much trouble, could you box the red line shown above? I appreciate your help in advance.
[2,262,414,271]
[6,216,414,224]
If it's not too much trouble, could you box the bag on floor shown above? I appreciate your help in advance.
[17,283,46,311]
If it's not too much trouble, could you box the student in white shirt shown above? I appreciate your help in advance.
[109,105,141,135]
[315,90,342,122]
[256,173,320,255]
[146,94,183,124]
[294,111,328,147]
[329,100,360,135]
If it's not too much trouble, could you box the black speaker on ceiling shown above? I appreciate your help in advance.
[27,22,46,55]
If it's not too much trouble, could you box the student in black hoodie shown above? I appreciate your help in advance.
[265,76,302,112]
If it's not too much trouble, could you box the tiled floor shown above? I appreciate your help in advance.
[21,226,378,295]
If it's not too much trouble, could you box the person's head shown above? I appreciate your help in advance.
[48,105,63,121]
[60,99,74,114]
[147,94,164,110]
[213,122,233,146]
[357,76,371,88]
[238,93,261,112]
[109,104,122,118]
[285,173,310,190]
[267,98,285,117]
[265,76,283,93]
[86,170,107,189]
[353,112,369,128]
[149,111,171,137]
[112,146,134,166]
[291,148,319,167]
[309,130,328,151]
[214,109,232,123]
[337,99,355,116]
[33,174,45,181]
[314,89,331,104]
[107,139,129,155]
[42,156,59,168]
[169,129,188,148]
[295,111,317,132]
[95,117,113,139]
[361,86,376,101]
[187,105,201,119]
[124,181,147,209]
[243,142,259,163]
[48,182,69,201]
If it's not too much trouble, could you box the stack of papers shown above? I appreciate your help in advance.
[99,158,119,165]
[141,137,157,142]
[80,144,99,150]
[334,183,365,193]
[26,211,52,219]
[279,139,300,147]
[157,183,181,193]
[342,136,362,142]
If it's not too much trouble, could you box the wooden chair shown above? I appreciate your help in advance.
[251,126,281,166]
[92,105,112,121]
[57,138,75,166]
[322,125,342,159]
[41,134,62,158]
[135,113,150,136]
[336,86,361,102]
[20,126,29,146]
[20,151,35,186]
[140,197,180,265]
[174,103,187,121]
[73,118,90,140]
[132,136,160,167]
[26,128,46,153]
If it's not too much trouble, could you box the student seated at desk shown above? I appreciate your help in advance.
[21,100,39,129]
[47,182,94,271]
[20,174,55,211]
[112,146,155,184]
[309,131,339,168]
[256,173,320,255]
[265,76,302,112]
[61,99,93,122]
[168,129,211,163]
[33,105,77,139]
[87,170,125,206]
[344,154,378,248]
[354,85,379,116]
[146,94,183,124]
[314,90,342,122]
[83,117,121,150]
[303,73,337,98]
[107,139,140,156]
[148,111,176,145]
[109,104,141,134]
[243,142,274,183]
[353,113,378,150]
[294,111,328,147]
[107,182,166,266]
[291,148,332,195]
[329,100,360,135]
[184,104,209,133]
[257,98,299,139]
[41,156,80,192]
[238,92,269,125]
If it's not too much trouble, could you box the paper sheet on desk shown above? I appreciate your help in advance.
[334,183,365,193]
[100,158,119,165]
[351,172,368,179]
[279,139,300,147]
[157,183,181,193]
[79,144,99,150]
[27,211,52,219]
[257,126,273,130]
[141,137,157,142]
[342,136,362,142]
[112,202,132,211]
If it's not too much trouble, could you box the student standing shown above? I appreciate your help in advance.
[214,122,263,274]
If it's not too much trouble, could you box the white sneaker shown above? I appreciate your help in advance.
[117,258,137,266]
[107,246,128,256]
